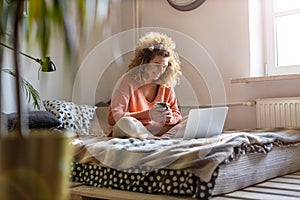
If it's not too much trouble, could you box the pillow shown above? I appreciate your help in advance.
[43,100,96,134]
[95,101,110,107]
[3,111,61,130]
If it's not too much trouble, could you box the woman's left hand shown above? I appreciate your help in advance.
[164,107,173,124]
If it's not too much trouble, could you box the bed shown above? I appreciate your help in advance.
[41,100,300,199]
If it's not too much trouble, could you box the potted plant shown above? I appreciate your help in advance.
[0,1,88,199]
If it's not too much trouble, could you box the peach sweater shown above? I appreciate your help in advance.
[108,73,182,130]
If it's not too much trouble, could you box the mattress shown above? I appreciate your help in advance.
[71,162,218,199]
[213,143,300,195]
[71,128,300,199]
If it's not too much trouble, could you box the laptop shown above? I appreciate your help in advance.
[183,107,228,139]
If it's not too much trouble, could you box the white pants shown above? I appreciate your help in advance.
[112,116,188,139]
[112,116,152,138]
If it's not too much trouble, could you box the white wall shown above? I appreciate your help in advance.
[134,0,300,129]
[67,0,300,129]
[138,0,254,128]
[4,0,300,130]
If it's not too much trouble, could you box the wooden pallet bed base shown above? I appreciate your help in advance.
[69,171,300,200]
[69,184,193,200]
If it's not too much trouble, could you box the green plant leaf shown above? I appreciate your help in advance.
[2,68,41,109]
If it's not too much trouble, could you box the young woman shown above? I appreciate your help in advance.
[108,32,182,138]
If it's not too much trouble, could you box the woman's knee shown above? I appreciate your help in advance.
[113,116,150,138]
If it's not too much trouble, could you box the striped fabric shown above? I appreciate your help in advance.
[212,171,300,200]
[213,144,300,196]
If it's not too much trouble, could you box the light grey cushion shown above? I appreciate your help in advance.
[89,106,110,136]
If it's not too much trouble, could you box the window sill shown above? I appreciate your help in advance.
[231,74,300,84]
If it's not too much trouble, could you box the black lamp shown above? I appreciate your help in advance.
[0,42,56,72]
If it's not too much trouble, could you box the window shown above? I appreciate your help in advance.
[265,0,300,75]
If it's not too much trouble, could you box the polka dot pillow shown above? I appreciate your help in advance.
[43,100,96,134]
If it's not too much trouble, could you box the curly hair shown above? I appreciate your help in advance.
[128,32,181,87]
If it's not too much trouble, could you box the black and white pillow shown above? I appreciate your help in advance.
[43,100,96,134]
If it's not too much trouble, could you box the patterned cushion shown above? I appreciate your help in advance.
[43,100,96,134]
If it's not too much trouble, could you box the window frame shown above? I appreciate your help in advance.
[264,0,300,75]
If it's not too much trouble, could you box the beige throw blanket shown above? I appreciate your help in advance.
[72,128,300,182]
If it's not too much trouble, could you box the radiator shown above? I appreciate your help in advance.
[256,97,300,128]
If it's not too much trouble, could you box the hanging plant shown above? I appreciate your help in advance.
[2,68,41,109]
[0,0,87,136]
